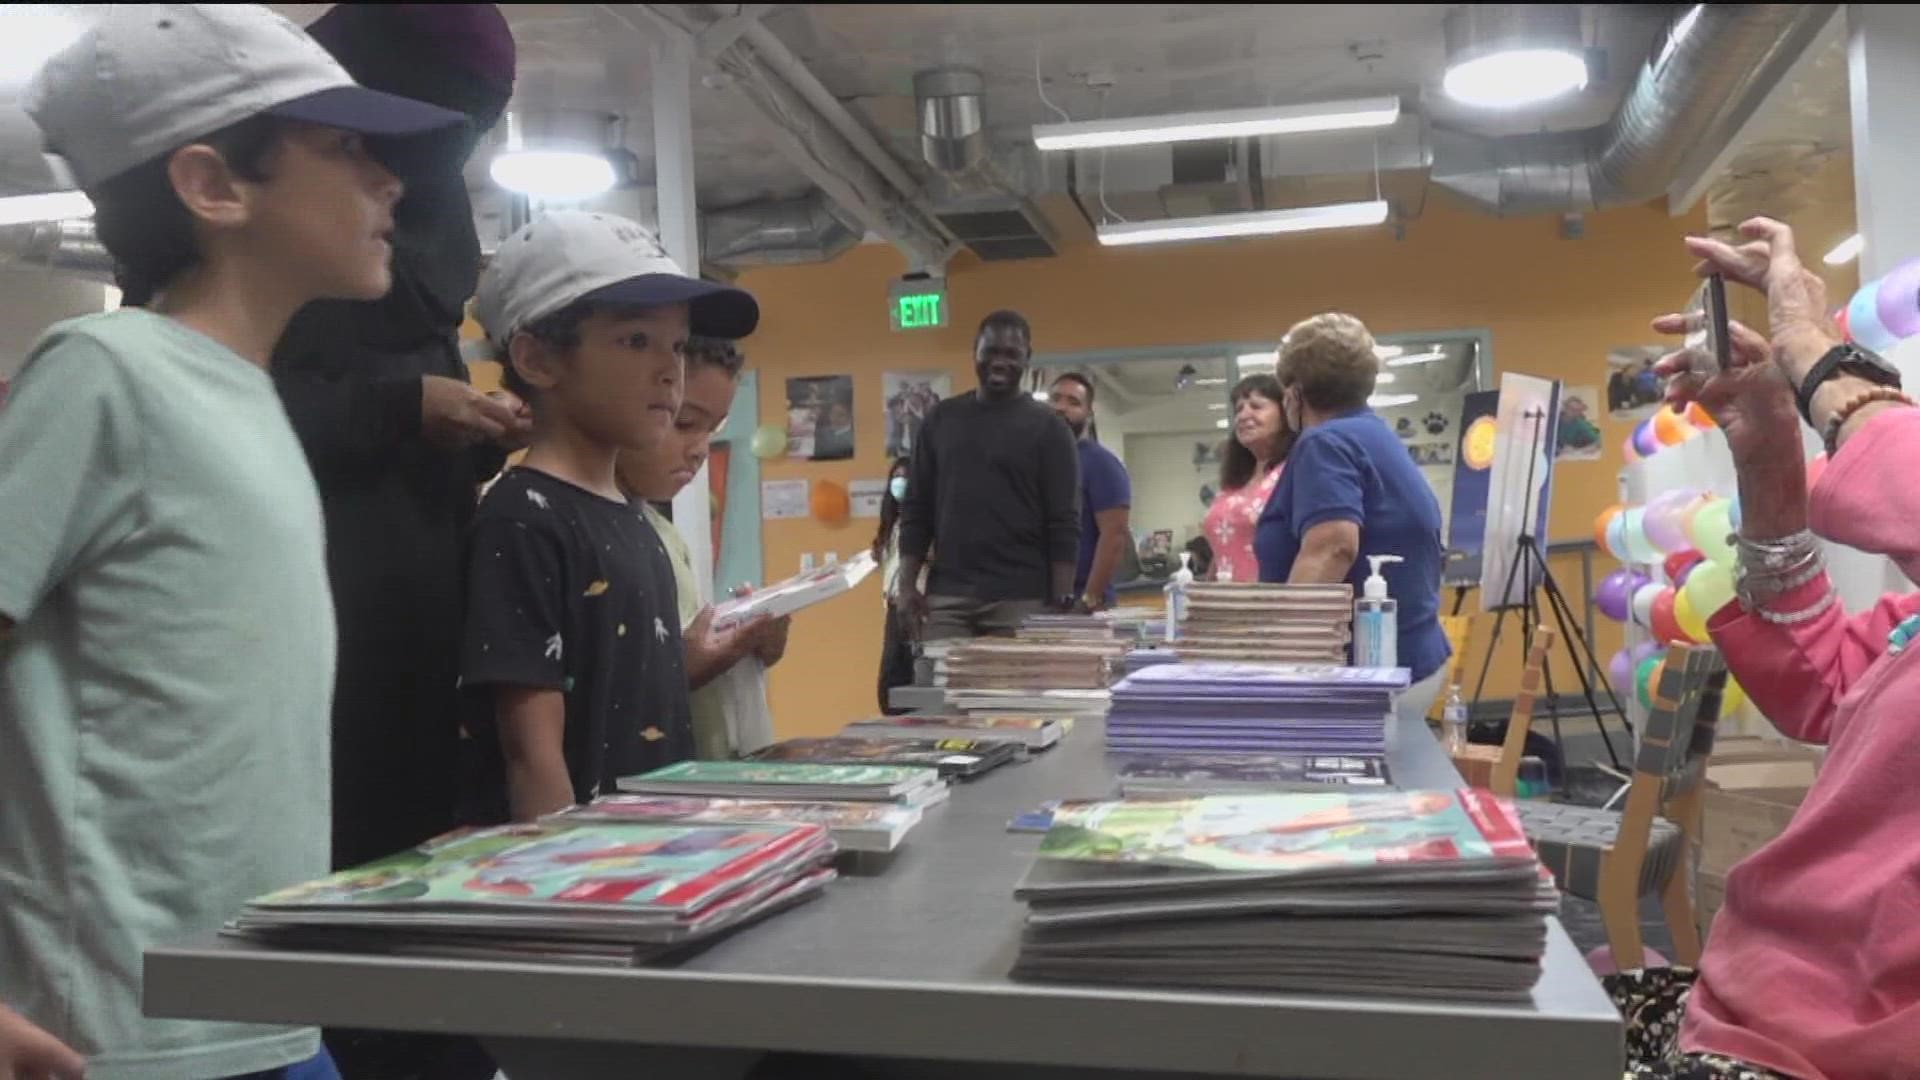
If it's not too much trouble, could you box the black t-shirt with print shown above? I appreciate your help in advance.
[460,467,692,823]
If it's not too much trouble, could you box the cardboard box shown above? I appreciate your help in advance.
[1699,737,1822,878]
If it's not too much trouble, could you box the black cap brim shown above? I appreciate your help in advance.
[579,274,761,340]
[269,85,466,137]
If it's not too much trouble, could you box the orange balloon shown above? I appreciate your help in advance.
[1685,401,1718,429]
[1652,405,1692,446]
[1594,505,1624,553]
[810,479,850,525]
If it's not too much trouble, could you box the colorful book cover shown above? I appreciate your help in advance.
[1038,790,1531,873]
[857,714,1054,732]
[1115,753,1392,788]
[751,737,1006,768]
[250,820,828,916]
[556,795,914,831]
[626,759,937,789]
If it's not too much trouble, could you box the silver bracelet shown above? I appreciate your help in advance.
[1737,530,1820,568]
[1752,586,1838,626]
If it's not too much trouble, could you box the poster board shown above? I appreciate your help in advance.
[1478,374,1561,612]
[1443,389,1499,587]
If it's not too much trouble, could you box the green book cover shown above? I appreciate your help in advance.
[629,759,937,788]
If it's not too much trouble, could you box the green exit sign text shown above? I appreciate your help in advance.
[889,276,949,331]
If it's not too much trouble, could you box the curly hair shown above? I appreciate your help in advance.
[1277,312,1378,413]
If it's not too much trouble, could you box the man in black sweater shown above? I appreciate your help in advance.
[897,310,1081,639]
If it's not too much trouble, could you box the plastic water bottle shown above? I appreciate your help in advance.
[1443,684,1468,754]
[1163,551,1194,643]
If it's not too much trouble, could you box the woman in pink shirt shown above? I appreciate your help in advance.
[1202,373,1294,581]
[1612,218,1920,1080]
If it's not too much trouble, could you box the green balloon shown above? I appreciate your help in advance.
[1688,499,1736,568]
[1635,653,1665,710]
[1682,560,1735,617]
[749,424,786,459]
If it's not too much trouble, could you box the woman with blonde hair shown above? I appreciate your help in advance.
[1255,314,1450,721]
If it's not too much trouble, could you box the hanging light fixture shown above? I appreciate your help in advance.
[489,110,626,202]
[1442,4,1589,110]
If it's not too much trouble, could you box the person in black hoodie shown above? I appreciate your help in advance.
[272,8,519,1078]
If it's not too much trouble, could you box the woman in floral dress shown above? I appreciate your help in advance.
[1201,373,1294,581]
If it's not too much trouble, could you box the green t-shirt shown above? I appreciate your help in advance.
[639,503,730,759]
[0,310,334,1079]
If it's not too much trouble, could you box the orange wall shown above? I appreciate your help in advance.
[738,195,1709,736]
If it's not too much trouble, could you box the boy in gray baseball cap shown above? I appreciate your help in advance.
[0,6,462,1078]
[460,211,760,825]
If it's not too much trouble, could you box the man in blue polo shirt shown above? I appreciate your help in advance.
[1255,314,1450,721]
[1050,373,1132,611]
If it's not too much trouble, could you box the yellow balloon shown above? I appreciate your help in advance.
[1721,677,1747,716]
[1672,587,1710,644]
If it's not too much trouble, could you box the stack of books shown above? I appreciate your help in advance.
[946,687,1110,725]
[1017,610,1149,646]
[230,820,836,966]
[555,794,921,854]
[1105,663,1408,755]
[1175,583,1353,663]
[942,640,1122,691]
[1010,790,1555,1000]
[621,760,950,809]
[1113,752,1392,797]
[844,713,1068,750]
[750,736,1020,779]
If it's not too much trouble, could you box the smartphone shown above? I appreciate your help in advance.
[1683,273,1731,377]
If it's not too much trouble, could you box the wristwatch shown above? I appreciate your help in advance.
[1796,342,1901,426]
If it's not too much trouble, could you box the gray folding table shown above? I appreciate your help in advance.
[146,713,1623,1079]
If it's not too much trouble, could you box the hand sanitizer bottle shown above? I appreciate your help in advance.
[1353,554,1403,669]
[1164,551,1195,643]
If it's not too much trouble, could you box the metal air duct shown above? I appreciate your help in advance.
[913,67,1059,261]
[0,219,113,280]
[702,193,858,270]
[915,68,987,175]
[1431,4,1836,215]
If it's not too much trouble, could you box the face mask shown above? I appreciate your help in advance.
[889,477,909,501]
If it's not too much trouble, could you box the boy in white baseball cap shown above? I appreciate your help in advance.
[0,6,462,1079]
[460,211,759,824]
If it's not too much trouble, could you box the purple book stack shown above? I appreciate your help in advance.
[1104,663,1411,755]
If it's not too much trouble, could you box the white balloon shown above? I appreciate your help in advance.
[1631,582,1664,627]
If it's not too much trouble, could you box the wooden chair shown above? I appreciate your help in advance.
[1499,643,1728,971]
[1487,626,1556,795]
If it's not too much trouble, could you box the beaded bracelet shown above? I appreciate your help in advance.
[1822,388,1915,454]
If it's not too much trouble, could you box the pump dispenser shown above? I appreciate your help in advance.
[1354,554,1403,669]
[1164,551,1195,643]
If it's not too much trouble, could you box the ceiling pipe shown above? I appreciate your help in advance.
[702,192,859,269]
[0,219,113,280]
[1430,3,1837,215]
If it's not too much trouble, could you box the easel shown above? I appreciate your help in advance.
[1469,407,1633,771]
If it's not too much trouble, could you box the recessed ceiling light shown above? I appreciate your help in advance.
[1374,372,1397,384]
[1236,352,1276,370]
[1214,418,1230,429]
[1385,350,1448,367]
[1368,393,1419,409]
[1208,403,1228,410]
[1193,377,1228,387]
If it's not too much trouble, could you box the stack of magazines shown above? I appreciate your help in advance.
[1105,663,1408,755]
[1175,583,1353,663]
[621,759,950,808]
[1011,790,1555,1000]
[230,820,836,966]
[1113,752,1392,797]
[554,794,921,854]
[942,640,1122,691]
[843,713,1068,750]
[750,735,1020,778]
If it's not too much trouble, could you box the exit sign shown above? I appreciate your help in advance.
[889,276,949,331]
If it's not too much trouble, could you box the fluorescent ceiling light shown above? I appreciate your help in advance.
[1236,352,1276,370]
[1214,418,1230,430]
[1033,96,1400,152]
[1373,372,1397,384]
[0,7,85,87]
[1208,402,1227,410]
[1368,393,1420,409]
[1385,349,1448,367]
[0,189,92,226]
[1031,390,1050,401]
[1823,233,1863,266]
[1444,48,1588,109]
[1193,377,1228,387]
[1374,344,1405,360]
[489,150,616,201]
[1099,199,1389,248]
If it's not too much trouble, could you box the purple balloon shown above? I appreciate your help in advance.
[1608,647,1636,693]
[1643,489,1697,555]
[1633,420,1662,457]
[1878,257,1920,340]
[1595,568,1643,621]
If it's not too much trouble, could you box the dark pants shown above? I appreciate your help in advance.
[877,607,918,714]
[323,1030,496,1080]
[922,595,1047,642]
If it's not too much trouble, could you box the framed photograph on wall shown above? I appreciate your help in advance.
[786,375,855,461]
[882,370,949,459]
